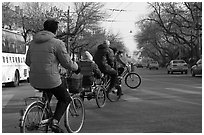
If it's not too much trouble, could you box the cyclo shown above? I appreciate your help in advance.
[73,60,106,108]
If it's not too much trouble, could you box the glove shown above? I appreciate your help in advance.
[73,67,81,74]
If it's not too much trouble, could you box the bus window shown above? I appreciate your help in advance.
[6,57,8,63]
[15,57,18,63]
[3,56,5,63]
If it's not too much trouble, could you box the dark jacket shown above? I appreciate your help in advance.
[93,43,115,73]
[78,60,102,87]
[25,30,78,89]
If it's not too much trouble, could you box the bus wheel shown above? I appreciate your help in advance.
[11,71,20,87]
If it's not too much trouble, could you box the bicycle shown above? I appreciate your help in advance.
[102,74,122,102]
[19,73,85,133]
[80,78,106,108]
[120,63,141,89]
[102,63,141,102]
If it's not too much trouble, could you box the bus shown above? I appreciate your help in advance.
[2,28,29,87]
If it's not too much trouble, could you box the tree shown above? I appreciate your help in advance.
[135,2,202,66]
[57,2,107,57]
[2,2,14,29]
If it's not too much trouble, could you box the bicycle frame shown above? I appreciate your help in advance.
[20,71,85,133]
[118,64,131,78]
[20,93,52,129]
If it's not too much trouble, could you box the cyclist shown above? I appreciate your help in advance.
[116,50,128,76]
[25,19,79,133]
[93,40,117,94]
[79,51,102,86]
[78,51,102,99]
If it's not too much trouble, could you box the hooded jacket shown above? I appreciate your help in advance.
[78,51,102,87]
[25,30,78,89]
[93,43,115,73]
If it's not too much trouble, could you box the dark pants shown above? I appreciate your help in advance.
[118,67,125,76]
[103,68,117,91]
[41,83,71,122]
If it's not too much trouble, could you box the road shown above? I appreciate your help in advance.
[2,67,202,133]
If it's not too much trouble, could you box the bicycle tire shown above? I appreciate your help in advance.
[95,86,106,108]
[64,95,85,133]
[125,72,141,89]
[107,85,122,102]
[21,101,49,133]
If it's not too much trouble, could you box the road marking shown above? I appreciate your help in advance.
[2,94,14,108]
[175,99,202,106]
[141,88,202,106]
[122,95,141,102]
[194,86,202,89]
[142,78,202,89]
[165,88,202,95]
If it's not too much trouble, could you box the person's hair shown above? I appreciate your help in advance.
[103,40,110,46]
[110,47,117,54]
[43,19,59,34]
[118,50,123,54]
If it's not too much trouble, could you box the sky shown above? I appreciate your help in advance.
[100,2,151,55]
[56,2,151,55]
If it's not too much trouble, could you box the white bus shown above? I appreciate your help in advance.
[2,28,29,87]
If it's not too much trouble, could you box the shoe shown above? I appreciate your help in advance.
[87,93,94,100]
[50,119,64,133]
[112,89,118,94]
[40,118,51,125]
[39,118,52,131]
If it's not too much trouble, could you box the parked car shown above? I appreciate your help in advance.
[191,59,202,77]
[149,61,159,70]
[136,62,143,68]
[167,60,188,74]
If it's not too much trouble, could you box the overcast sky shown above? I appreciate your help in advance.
[55,2,151,54]
[100,2,151,54]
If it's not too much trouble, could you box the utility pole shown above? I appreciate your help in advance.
[67,6,70,54]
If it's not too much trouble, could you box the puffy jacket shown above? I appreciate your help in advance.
[93,43,115,73]
[78,60,102,87]
[25,30,78,89]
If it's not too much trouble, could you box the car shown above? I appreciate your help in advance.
[191,59,202,77]
[149,61,159,70]
[167,60,188,74]
[136,62,143,68]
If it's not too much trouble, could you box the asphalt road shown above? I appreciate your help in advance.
[2,67,202,133]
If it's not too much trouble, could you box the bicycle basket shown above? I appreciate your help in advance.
[67,73,83,93]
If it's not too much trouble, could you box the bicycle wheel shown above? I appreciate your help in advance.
[125,72,141,89]
[64,95,85,133]
[107,85,122,102]
[21,101,49,133]
[95,86,106,108]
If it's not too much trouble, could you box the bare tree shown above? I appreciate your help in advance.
[135,2,202,66]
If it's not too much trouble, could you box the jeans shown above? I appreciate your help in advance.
[41,83,71,122]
